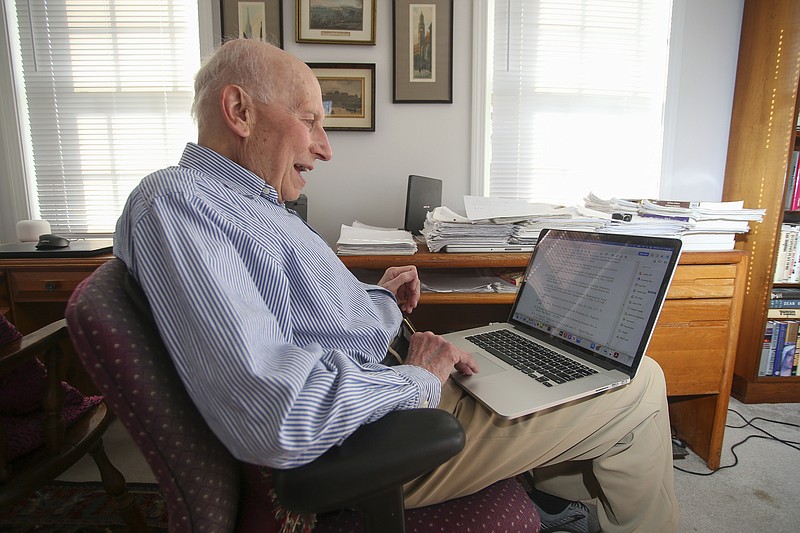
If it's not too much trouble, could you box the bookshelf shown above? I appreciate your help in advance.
[722,0,800,403]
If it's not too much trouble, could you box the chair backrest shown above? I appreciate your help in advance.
[66,258,240,533]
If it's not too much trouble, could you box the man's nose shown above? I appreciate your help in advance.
[314,129,332,161]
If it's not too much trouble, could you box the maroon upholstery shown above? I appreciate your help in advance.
[66,259,539,532]
[66,259,242,532]
[0,315,102,461]
[315,477,541,532]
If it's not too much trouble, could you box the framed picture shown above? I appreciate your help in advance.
[308,63,375,131]
[392,0,453,103]
[296,0,376,45]
[221,0,284,47]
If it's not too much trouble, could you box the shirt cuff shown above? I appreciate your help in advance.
[391,364,442,408]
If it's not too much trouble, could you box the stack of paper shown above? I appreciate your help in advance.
[600,215,690,237]
[336,222,417,255]
[421,206,518,252]
[513,206,610,245]
[418,269,518,294]
[585,194,766,251]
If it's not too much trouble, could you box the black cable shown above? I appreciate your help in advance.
[672,408,800,476]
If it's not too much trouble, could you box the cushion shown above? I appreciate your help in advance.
[0,359,47,415]
[0,314,103,460]
[0,314,22,346]
[240,463,540,533]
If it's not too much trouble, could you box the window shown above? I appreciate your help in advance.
[476,0,673,206]
[7,0,200,235]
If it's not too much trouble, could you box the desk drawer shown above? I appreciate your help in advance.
[648,298,732,395]
[9,270,90,302]
[667,264,737,299]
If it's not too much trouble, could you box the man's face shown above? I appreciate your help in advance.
[244,67,332,203]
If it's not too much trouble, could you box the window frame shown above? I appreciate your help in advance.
[470,0,682,203]
[0,0,219,241]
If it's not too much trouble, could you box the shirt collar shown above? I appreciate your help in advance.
[179,142,281,205]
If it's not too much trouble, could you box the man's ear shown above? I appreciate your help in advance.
[219,84,253,138]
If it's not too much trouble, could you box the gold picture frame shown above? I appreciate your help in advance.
[296,0,376,45]
[308,63,376,131]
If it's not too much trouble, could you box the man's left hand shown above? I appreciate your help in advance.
[378,265,420,313]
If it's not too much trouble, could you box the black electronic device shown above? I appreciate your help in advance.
[35,234,70,249]
[404,175,442,235]
[286,194,308,222]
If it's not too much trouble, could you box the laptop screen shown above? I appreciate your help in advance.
[509,229,682,373]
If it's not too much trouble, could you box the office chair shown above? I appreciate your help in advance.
[66,258,539,532]
[0,315,144,529]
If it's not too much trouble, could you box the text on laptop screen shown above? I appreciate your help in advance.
[511,233,677,368]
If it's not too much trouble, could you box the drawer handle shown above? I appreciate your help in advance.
[43,281,59,291]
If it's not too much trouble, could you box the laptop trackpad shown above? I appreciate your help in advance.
[453,351,507,380]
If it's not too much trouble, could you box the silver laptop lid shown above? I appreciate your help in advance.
[508,229,682,377]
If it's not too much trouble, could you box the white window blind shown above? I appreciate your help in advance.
[488,0,672,206]
[10,0,200,235]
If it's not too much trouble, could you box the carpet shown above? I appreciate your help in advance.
[0,481,168,532]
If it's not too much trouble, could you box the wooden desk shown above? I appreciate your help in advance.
[1,248,747,469]
[0,254,113,393]
[341,247,748,470]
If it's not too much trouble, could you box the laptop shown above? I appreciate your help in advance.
[404,175,442,235]
[444,228,682,419]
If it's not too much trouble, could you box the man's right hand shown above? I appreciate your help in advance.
[404,331,479,385]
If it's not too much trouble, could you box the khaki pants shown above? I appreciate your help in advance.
[403,356,679,533]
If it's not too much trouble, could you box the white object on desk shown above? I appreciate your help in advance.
[16,219,51,242]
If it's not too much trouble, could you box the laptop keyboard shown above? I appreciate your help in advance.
[465,329,597,387]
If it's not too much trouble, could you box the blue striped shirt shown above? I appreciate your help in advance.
[114,143,441,468]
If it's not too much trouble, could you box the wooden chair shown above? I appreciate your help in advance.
[0,317,145,530]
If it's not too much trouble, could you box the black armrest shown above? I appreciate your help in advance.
[272,408,465,513]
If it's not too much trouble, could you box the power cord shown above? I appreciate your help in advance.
[672,408,800,476]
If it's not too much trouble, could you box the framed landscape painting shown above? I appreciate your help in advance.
[308,63,375,131]
[296,0,376,45]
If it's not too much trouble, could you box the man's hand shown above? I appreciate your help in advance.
[404,331,479,385]
[378,265,420,313]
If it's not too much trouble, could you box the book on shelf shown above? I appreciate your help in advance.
[765,320,780,376]
[771,287,800,299]
[769,298,800,308]
[786,150,800,211]
[771,321,788,376]
[794,337,800,376]
[766,308,800,318]
[778,322,798,376]
[758,321,774,377]
[757,319,800,377]
[773,224,800,283]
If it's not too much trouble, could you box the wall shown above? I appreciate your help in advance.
[283,0,744,246]
[281,1,474,245]
[662,0,745,201]
[0,1,745,246]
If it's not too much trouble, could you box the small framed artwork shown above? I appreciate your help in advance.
[308,63,375,131]
[392,0,453,103]
[296,0,376,45]
[221,0,284,47]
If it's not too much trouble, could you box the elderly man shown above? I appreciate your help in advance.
[114,39,679,533]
